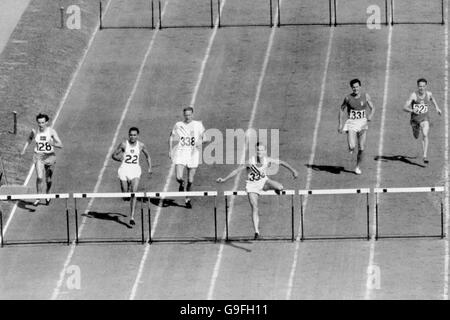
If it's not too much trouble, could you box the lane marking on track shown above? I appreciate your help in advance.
[0,0,113,246]
[364,23,393,300]
[50,0,165,300]
[285,27,334,300]
[206,2,281,300]
[128,0,227,300]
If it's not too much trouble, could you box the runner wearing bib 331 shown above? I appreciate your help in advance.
[23,113,63,206]
[112,127,152,226]
[403,78,442,164]
[338,79,375,175]
[216,143,298,240]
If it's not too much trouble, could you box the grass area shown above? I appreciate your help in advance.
[0,0,99,186]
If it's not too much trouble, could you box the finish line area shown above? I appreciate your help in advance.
[0,187,445,247]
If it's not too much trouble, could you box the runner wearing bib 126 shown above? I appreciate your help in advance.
[338,79,375,175]
[23,113,63,206]
[403,78,442,164]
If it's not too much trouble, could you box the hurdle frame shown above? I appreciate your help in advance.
[224,190,295,242]
[374,187,445,240]
[0,193,70,246]
[390,0,445,25]
[146,191,218,243]
[299,188,371,241]
[73,192,147,244]
[218,0,274,28]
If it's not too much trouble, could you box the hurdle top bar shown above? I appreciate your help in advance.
[146,191,218,197]
[0,193,70,201]
[299,188,370,195]
[374,186,444,193]
[224,190,295,196]
[73,192,146,199]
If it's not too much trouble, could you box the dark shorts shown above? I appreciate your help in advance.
[410,119,428,139]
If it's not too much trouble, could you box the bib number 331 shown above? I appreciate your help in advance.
[349,110,366,120]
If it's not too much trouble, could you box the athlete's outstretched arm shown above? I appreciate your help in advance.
[366,93,375,121]
[430,93,442,115]
[141,144,152,174]
[279,160,298,179]
[216,165,246,183]
[111,142,124,162]
[50,129,63,149]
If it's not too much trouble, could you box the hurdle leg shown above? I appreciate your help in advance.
[225,196,229,241]
[385,0,388,26]
[441,198,445,239]
[300,195,304,241]
[158,0,162,29]
[210,0,213,28]
[366,193,370,240]
[152,0,154,29]
[390,0,394,25]
[214,196,217,243]
[147,197,152,244]
[269,0,273,27]
[334,0,337,27]
[375,193,379,240]
[1,210,4,247]
[66,198,70,245]
[329,0,332,27]
[218,0,221,28]
[99,1,103,30]
[277,0,280,27]
[141,198,145,244]
[291,194,294,242]
[74,198,79,244]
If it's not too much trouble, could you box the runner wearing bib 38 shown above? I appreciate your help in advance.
[338,79,375,175]
[403,78,442,164]
[23,113,63,206]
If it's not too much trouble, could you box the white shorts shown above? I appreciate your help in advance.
[343,118,368,133]
[245,177,268,195]
[118,165,141,181]
[173,148,200,168]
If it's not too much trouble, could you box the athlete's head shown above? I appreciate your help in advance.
[183,106,194,123]
[417,78,428,94]
[128,127,139,143]
[256,142,267,158]
[36,113,50,130]
[349,79,361,95]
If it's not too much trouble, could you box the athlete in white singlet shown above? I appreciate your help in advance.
[338,79,375,175]
[217,143,298,240]
[23,113,63,206]
[112,127,152,226]
[403,78,441,164]
[168,107,206,208]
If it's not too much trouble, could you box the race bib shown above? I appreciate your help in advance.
[349,109,366,120]
[412,103,428,114]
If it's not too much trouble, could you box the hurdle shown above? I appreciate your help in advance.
[299,188,371,241]
[145,191,218,243]
[0,193,70,246]
[224,190,296,242]
[73,192,147,244]
[374,187,445,240]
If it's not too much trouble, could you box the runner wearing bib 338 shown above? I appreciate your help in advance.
[403,78,442,164]
[23,113,63,206]
[216,143,298,240]
[112,127,152,226]
[338,79,375,175]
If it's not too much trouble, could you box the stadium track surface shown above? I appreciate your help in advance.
[0,0,448,299]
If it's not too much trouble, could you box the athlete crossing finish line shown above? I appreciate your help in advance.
[168,107,206,209]
[338,79,375,175]
[22,113,63,206]
[112,127,152,226]
[217,143,298,240]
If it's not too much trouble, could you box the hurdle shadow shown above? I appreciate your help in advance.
[16,200,37,212]
[82,211,132,229]
[374,155,426,168]
[149,197,188,208]
[306,164,354,174]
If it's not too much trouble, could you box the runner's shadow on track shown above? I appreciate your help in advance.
[149,198,187,208]
[16,200,37,212]
[374,155,426,168]
[82,211,132,228]
[306,164,354,174]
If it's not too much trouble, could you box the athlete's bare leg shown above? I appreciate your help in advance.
[356,130,367,173]
[175,164,186,191]
[129,177,140,225]
[247,192,260,237]
[420,121,430,162]
[184,167,197,208]
[263,179,284,193]
[347,130,357,153]
[33,161,45,205]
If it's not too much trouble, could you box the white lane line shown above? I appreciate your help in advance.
[285,27,334,300]
[128,0,227,300]
[0,0,113,245]
[364,24,393,300]
[206,3,281,301]
[50,0,165,300]
[443,0,449,301]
